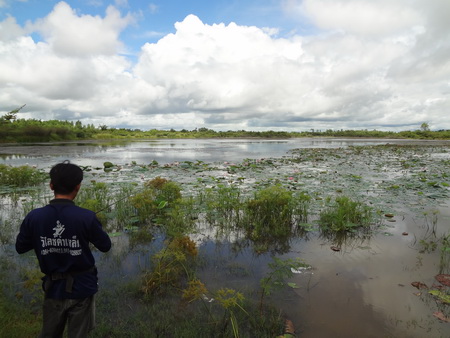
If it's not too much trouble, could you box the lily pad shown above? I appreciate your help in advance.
[435,274,450,287]
[433,311,450,322]
[411,281,428,289]
[429,290,450,304]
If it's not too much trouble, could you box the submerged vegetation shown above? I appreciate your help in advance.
[1,143,450,336]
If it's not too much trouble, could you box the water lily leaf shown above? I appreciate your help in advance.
[435,274,450,287]
[287,282,299,289]
[411,281,428,289]
[429,290,450,304]
[108,232,122,237]
[433,311,450,322]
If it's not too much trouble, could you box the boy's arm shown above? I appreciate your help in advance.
[15,219,34,254]
[89,216,112,252]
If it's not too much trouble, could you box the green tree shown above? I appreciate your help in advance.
[420,122,430,132]
[2,104,26,122]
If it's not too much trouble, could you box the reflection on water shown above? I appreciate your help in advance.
[2,139,450,336]
[2,138,445,168]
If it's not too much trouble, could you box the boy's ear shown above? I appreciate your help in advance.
[50,183,54,191]
[74,183,81,192]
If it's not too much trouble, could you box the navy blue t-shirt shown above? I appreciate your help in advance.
[16,199,112,299]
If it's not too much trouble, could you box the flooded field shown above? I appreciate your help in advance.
[1,138,450,337]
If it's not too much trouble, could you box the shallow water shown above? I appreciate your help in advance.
[2,137,447,168]
[2,138,450,337]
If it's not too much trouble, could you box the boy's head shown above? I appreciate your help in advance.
[49,161,83,195]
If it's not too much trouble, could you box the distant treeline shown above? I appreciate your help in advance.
[1,114,450,143]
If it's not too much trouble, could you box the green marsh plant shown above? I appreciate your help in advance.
[318,195,373,233]
[204,184,242,227]
[130,177,182,226]
[292,191,311,227]
[163,197,198,238]
[440,233,450,274]
[215,287,247,338]
[141,236,198,297]
[0,164,46,189]
[243,185,294,239]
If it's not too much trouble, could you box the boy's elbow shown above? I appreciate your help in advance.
[98,240,112,252]
[15,244,30,254]
[101,244,112,252]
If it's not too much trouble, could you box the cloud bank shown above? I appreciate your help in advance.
[0,0,449,131]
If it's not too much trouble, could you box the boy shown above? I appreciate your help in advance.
[16,161,112,337]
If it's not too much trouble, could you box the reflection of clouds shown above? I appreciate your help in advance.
[287,233,440,337]
[3,139,449,171]
[189,218,241,246]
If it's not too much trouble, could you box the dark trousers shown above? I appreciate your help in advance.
[39,296,95,338]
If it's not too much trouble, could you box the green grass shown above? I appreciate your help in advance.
[0,296,41,338]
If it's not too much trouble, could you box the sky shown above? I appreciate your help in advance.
[0,0,449,132]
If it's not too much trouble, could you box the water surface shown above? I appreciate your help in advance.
[2,138,450,337]
[2,138,446,168]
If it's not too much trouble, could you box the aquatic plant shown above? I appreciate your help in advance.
[76,181,112,228]
[215,288,247,338]
[440,234,450,274]
[259,257,308,313]
[107,183,140,229]
[0,164,46,189]
[243,185,294,239]
[182,278,208,303]
[141,236,198,297]
[318,195,373,233]
[291,191,311,226]
[131,177,182,226]
[103,161,114,169]
[163,197,198,238]
[128,225,154,247]
[130,185,157,224]
[203,184,242,227]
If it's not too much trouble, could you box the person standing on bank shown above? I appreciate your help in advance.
[15,161,112,338]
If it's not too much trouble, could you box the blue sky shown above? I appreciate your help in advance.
[1,0,449,131]
[2,0,311,52]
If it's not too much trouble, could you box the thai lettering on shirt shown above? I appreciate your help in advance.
[39,220,82,256]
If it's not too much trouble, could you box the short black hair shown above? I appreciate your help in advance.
[50,160,83,194]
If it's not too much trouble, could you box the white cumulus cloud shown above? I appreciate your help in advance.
[31,1,133,57]
[0,0,449,131]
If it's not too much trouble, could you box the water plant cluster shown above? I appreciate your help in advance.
[1,143,450,336]
[0,164,46,190]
